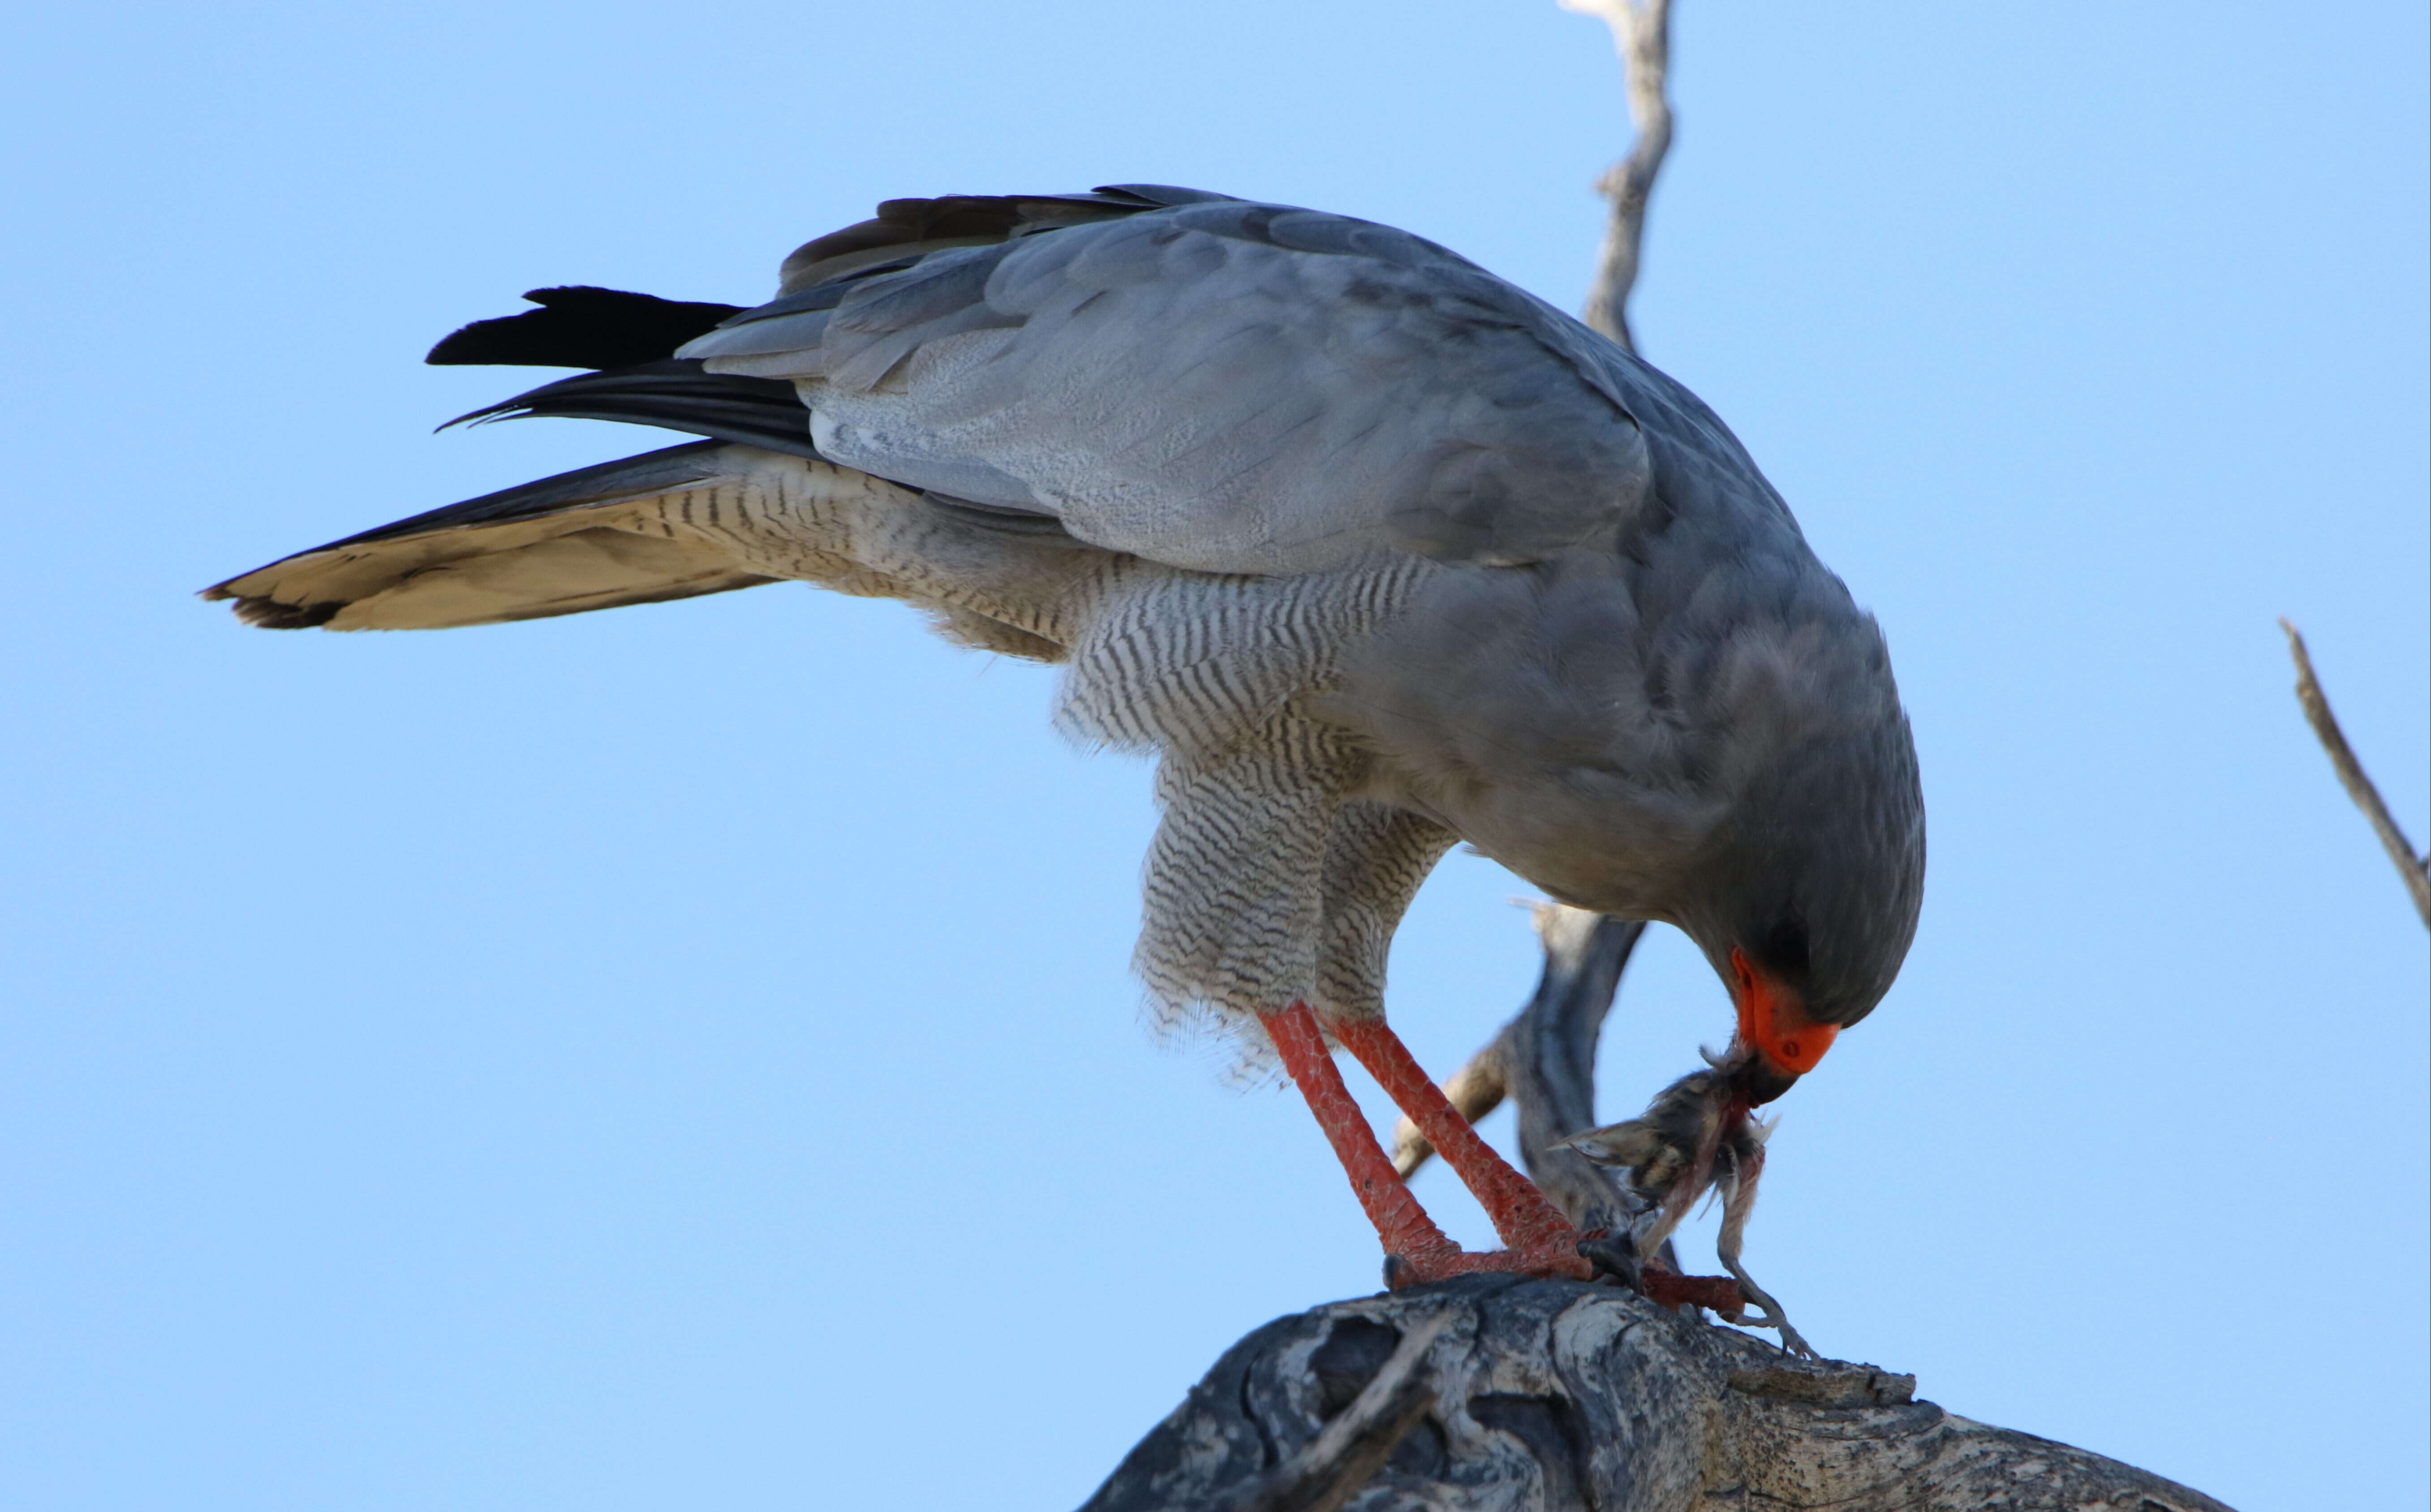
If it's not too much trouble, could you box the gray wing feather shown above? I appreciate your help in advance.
[681,201,1659,574]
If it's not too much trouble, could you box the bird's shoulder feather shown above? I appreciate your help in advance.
[682,191,1681,574]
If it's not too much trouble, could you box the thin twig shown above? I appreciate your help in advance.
[1561,0,1675,350]
[2280,619,2430,927]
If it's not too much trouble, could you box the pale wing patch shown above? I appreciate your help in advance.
[313,523,775,630]
[203,454,791,631]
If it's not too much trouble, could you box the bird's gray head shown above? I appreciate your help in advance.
[1675,619,1926,1105]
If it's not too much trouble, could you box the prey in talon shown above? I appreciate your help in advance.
[1556,937,1868,1360]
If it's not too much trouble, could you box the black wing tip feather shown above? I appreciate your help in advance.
[224,595,343,629]
[1089,183,1243,206]
[196,580,341,629]
[426,287,745,371]
[769,185,1249,298]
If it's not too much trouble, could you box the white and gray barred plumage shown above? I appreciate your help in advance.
[207,185,1925,1053]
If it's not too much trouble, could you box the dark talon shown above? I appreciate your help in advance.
[1576,1228,1643,1290]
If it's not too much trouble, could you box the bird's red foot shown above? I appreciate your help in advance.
[1639,1269,1748,1314]
[1383,1233,1594,1289]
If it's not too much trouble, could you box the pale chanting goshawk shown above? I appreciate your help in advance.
[208,186,1925,1353]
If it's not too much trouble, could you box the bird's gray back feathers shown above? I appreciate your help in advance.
[682,197,1662,574]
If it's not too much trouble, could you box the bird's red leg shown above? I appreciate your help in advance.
[1260,1003,1463,1272]
[1330,1015,1582,1262]
[1262,1003,1592,1285]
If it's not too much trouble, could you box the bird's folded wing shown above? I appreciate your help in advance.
[680,198,1659,575]
[201,442,783,630]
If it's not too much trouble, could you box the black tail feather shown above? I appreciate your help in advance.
[426,286,744,370]
[439,361,818,459]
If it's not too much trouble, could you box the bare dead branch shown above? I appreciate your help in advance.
[2280,619,2430,928]
[1211,1315,1446,1512]
[1085,1280,2238,1512]
[1561,0,1675,350]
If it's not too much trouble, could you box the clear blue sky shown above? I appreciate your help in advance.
[2,3,2422,1508]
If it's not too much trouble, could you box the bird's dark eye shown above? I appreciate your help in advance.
[1754,913,1810,982]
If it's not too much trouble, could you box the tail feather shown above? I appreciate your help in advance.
[426,286,744,370]
[202,442,787,631]
[208,192,1253,633]
[442,361,818,459]
[423,279,821,458]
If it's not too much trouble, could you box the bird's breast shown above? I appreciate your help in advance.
[1315,553,1728,916]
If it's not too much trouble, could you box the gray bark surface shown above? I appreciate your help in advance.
[1081,1276,2233,1512]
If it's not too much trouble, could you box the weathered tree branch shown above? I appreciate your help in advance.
[2279,619,2430,927]
[1562,0,1675,350]
[1084,1276,2236,1511]
[1210,1315,1448,1512]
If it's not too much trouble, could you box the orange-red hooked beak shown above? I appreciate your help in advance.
[1730,945,1837,1078]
